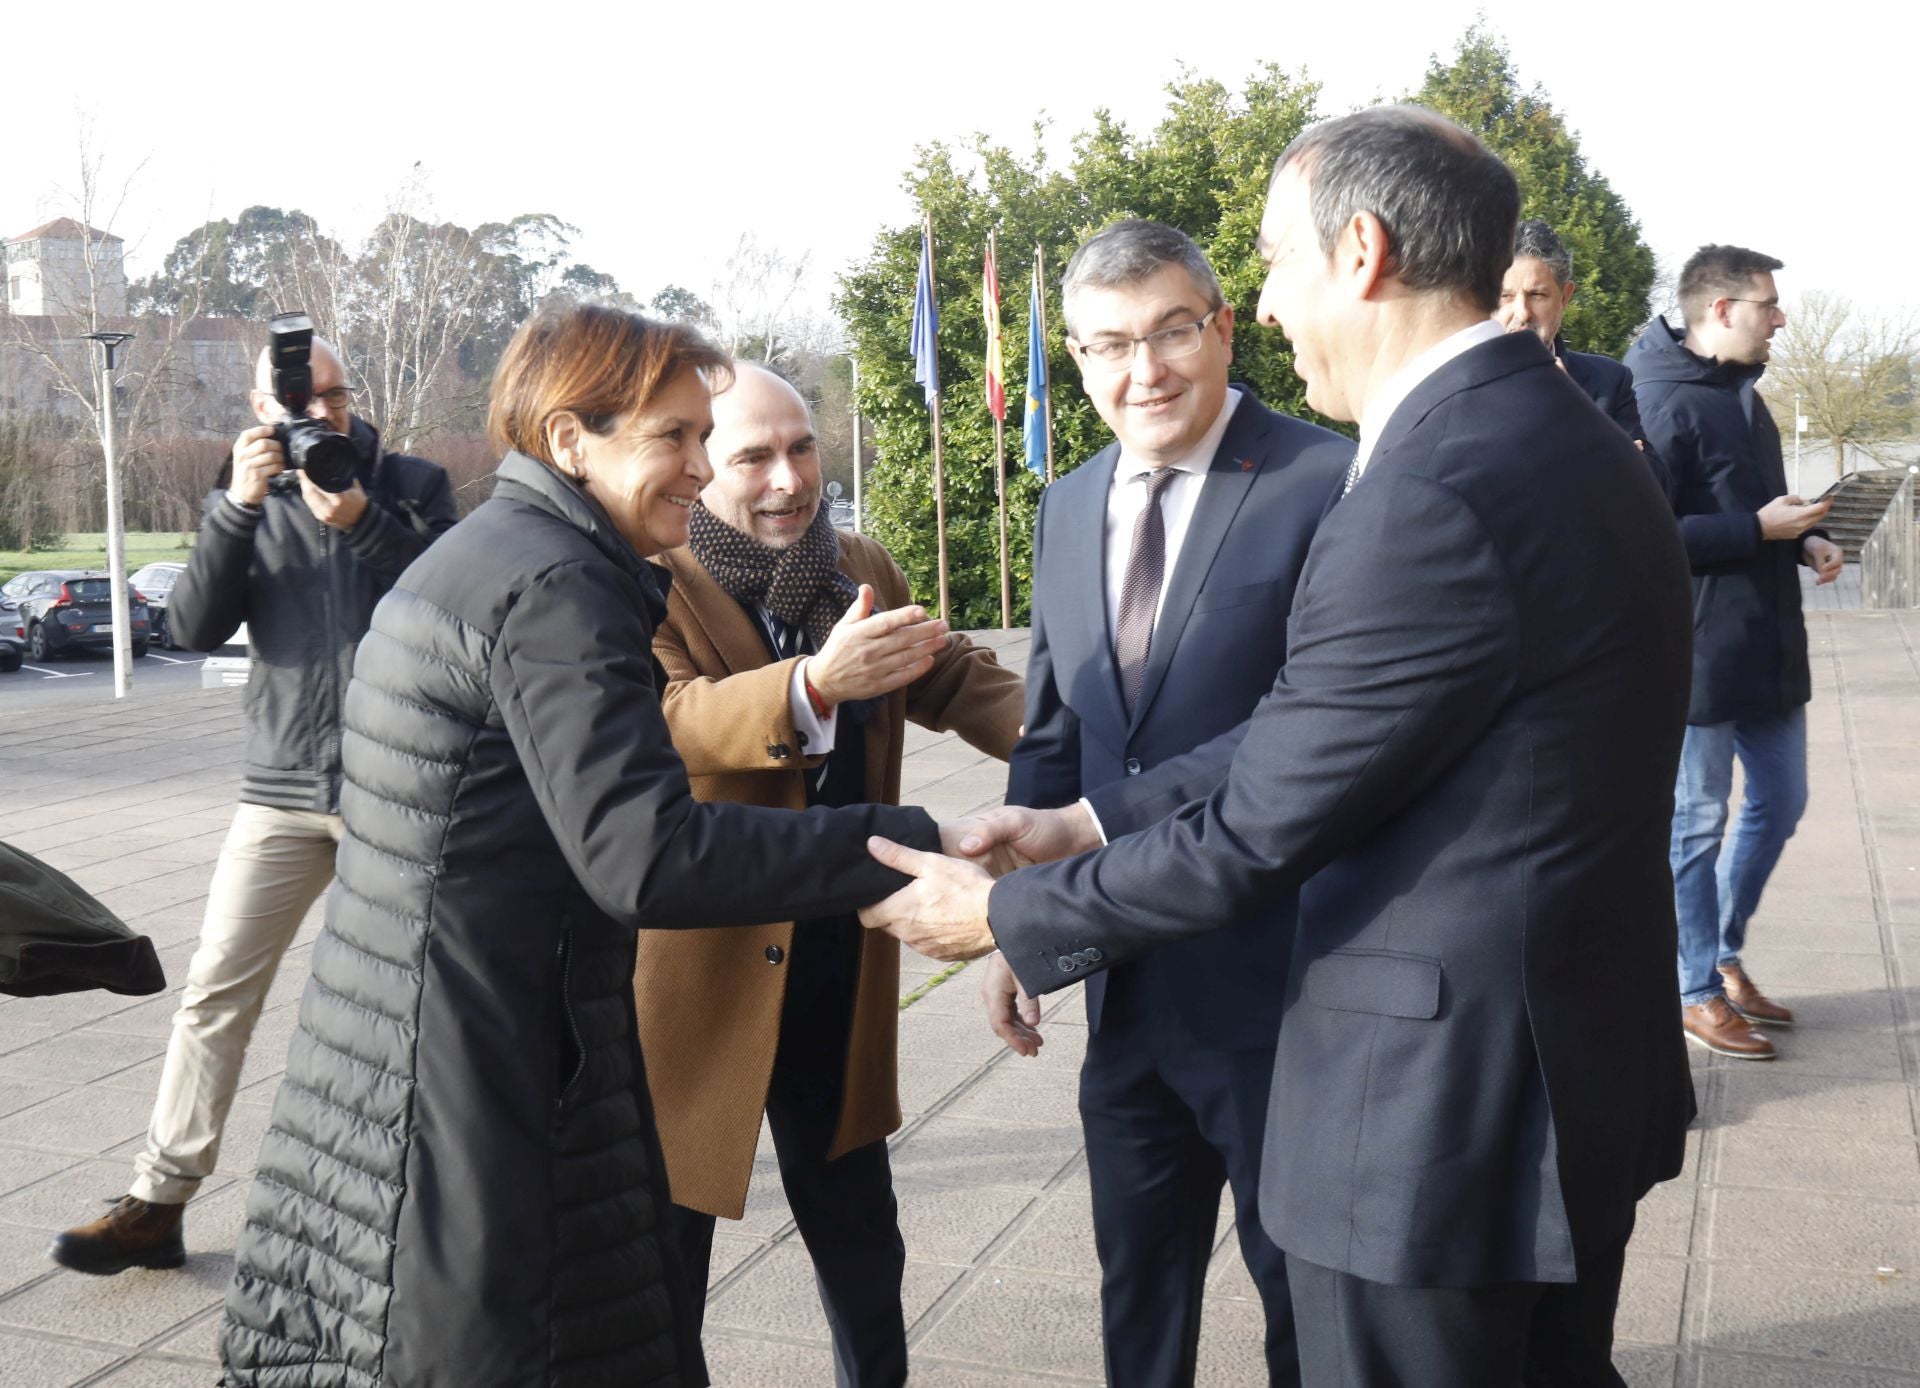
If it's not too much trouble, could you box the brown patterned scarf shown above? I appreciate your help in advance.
[687,498,861,653]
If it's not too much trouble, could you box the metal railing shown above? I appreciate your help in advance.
[1860,469,1917,609]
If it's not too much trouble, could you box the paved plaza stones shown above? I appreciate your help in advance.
[0,617,1915,1386]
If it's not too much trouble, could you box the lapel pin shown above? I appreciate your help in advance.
[1239,458,1255,472]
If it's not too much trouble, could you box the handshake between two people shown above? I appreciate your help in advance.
[858,802,1103,1058]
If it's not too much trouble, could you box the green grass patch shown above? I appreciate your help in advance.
[0,532,196,585]
[899,960,970,1010]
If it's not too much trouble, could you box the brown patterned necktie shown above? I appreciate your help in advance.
[1115,467,1180,713]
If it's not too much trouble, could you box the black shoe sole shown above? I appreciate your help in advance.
[1682,1028,1776,1060]
[46,1241,186,1276]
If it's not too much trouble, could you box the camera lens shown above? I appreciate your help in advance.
[284,421,359,493]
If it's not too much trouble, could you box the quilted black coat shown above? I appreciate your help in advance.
[218,452,936,1387]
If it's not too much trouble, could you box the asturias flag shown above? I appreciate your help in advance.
[1022,271,1049,476]
[982,240,1006,422]
[911,231,939,406]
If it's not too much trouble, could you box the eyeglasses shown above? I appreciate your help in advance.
[310,387,356,409]
[1072,310,1220,370]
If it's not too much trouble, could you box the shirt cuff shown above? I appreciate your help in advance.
[789,658,838,755]
[1077,796,1109,846]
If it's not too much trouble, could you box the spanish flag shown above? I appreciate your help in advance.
[982,239,1006,422]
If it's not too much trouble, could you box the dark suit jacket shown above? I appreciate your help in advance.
[1007,391,1348,1048]
[1557,337,1668,500]
[990,332,1696,1288]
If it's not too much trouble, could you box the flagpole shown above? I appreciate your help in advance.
[926,213,950,624]
[850,356,863,534]
[989,229,1011,630]
[1036,244,1056,484]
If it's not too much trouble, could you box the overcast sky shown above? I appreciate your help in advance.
[6,0,1902,330]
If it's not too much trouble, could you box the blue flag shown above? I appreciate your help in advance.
[910,231,939,406]
[1022,272,1049,477]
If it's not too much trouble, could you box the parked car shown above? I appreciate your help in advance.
[1,571,150,662]
[130,561,188,650]
[0,629,20,674]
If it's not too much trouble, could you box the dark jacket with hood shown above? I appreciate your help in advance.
[170,416,458,813]
[217,452,938,1388]
[1626,318,1824,724]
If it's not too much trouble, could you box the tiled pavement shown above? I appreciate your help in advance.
[0,616,1915,1386]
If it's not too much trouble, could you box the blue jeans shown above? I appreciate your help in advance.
[1670,708,1809,1006]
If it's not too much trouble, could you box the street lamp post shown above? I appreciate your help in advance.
[82,331,135,699]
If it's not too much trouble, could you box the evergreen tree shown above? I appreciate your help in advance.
[1414,27,1654,357]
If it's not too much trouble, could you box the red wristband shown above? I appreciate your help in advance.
[803,669,833,719]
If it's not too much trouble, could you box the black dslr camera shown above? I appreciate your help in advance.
[267,312,359,493]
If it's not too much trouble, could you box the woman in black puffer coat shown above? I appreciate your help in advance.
[219,302,939,1387]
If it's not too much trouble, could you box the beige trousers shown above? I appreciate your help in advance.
[130,802,342,1205]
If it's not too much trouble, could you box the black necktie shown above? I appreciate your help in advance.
[1115,467,1179,713]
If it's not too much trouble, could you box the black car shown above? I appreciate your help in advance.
[1,571,150,662]
[130,561,188,650]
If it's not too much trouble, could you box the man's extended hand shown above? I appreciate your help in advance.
[1803,534,1844,585]
[1757,493,1832,541]
[950,803,1101,877]
[859,837,996,960]
[980,951,1043,1057]
[806,585,950,707]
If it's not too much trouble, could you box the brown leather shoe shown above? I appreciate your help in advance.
[1720,963,1795,1027]
[1682,996,1776,1059]
[47,1195,185,1275]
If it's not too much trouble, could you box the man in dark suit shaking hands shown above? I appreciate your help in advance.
[865,105,1697,1387]
[985,219,1347,1387]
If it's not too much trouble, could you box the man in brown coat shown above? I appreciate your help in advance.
[641,362,1024,1384]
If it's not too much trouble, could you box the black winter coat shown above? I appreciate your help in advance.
[170,417,458,813]
[218,453,937,1388]
[1626,319,1821,724]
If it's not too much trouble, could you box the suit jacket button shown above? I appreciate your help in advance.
[768,742,792,759]
[1056,956,1077,973]
[1083,947,1103,963]
[796,730,810,749]
[1124,758,1142,775]
[765,945,785,964]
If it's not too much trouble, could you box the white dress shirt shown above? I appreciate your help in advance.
[1351,319,1506,479]
[1103,387,1245,639]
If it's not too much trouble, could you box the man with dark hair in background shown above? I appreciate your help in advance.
[48,334,456,1275]
[866,104,1697,1387]
[1498,220,1662,492]
[1626,245,1843,1061]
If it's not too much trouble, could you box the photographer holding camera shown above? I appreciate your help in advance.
[48,318,457,1276]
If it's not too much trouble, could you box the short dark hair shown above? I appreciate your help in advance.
[1677,245,1784,327]
[488,300,732,467]
[1061,220,1224,337]
[1514,220,1572,285]
[1273,105,1520,313]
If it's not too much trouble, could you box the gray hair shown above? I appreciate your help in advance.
[1273,104,1520,313]
[1061,220,1224,337]
[1514,220,1573,285]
